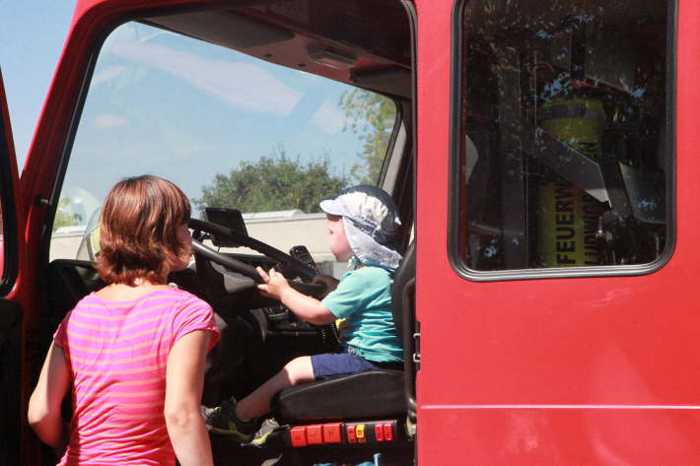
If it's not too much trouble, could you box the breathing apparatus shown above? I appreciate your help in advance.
[537,96,607,267]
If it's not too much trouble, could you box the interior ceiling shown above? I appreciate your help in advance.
[146,0,412,98]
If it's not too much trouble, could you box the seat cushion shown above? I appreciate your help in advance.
[274,370,406,423]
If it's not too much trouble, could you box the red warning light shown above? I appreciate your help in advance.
[383,422,394,442]
[375,423,384,442]
[323,423,342,444]
[346,424,357,444]
[306,425,323,445]
[290,426,307,447]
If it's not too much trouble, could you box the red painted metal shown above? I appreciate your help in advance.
[414,0,700,464]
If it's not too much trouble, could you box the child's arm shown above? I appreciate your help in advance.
[257,267,336,325]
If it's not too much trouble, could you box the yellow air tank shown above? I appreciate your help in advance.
[538,97,606,267]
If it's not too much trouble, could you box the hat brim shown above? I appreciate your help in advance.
[319,199,349,217]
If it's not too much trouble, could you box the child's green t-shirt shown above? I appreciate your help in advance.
[321,265,403,363]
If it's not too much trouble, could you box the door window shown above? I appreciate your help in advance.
[454,0,671,275]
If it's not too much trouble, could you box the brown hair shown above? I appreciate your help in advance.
[96,175,191,285]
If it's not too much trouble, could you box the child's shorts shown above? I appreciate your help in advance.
[310,352,382,380]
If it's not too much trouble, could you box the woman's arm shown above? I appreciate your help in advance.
[27,342,70,449]
[257,267,336,325]
[164,330,214,466]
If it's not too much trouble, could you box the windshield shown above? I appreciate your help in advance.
[50,20,398,268]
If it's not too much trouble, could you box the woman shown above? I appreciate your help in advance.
[28,175,219,466]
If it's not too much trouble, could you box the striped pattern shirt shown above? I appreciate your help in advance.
[53,287,219,466]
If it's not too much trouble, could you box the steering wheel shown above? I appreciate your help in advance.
[188,218,326,296]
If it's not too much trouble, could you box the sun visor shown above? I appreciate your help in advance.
[146,9,294,50]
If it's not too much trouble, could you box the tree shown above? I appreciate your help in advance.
[340,89,397,184]
[53,197,81,231]
[195,149,347,214]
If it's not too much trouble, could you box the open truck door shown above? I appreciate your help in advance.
[0,69,27,466]
[416,1,700,464]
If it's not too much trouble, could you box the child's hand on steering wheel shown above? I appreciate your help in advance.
[256,266,291,300]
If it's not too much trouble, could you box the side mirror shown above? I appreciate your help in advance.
[203,207,248,247]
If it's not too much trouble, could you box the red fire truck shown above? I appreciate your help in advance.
[0,0,691,464]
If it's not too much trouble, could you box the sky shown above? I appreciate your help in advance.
[0,3,383,222]
[0,1,74,169]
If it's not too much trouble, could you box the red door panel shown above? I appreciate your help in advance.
[415,0,700,464]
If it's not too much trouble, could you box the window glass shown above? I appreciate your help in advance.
[0,106,11,285]
[49,21,397,270]
[457,0,670,272]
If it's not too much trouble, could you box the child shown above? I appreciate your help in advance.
[203,184,404,442]
[28,176,220,466]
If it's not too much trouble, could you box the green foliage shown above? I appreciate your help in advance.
[195,90,396,214]
[195,148,347,214]
[53,197,81,231]
[340,89,397,184]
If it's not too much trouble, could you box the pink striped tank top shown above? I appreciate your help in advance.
[52,287,219,466]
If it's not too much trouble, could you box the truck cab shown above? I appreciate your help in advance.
[0,0,697,465]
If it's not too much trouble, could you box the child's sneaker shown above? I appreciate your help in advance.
[250,418,280,447]
[201,398,258,442]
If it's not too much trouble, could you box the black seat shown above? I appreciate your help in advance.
[274,243,416,423]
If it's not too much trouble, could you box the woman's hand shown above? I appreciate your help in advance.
[256,267,291,300]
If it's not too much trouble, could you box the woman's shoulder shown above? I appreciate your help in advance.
[165,287,214,318]
[75,286,210,313]
[167,285,210,303]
